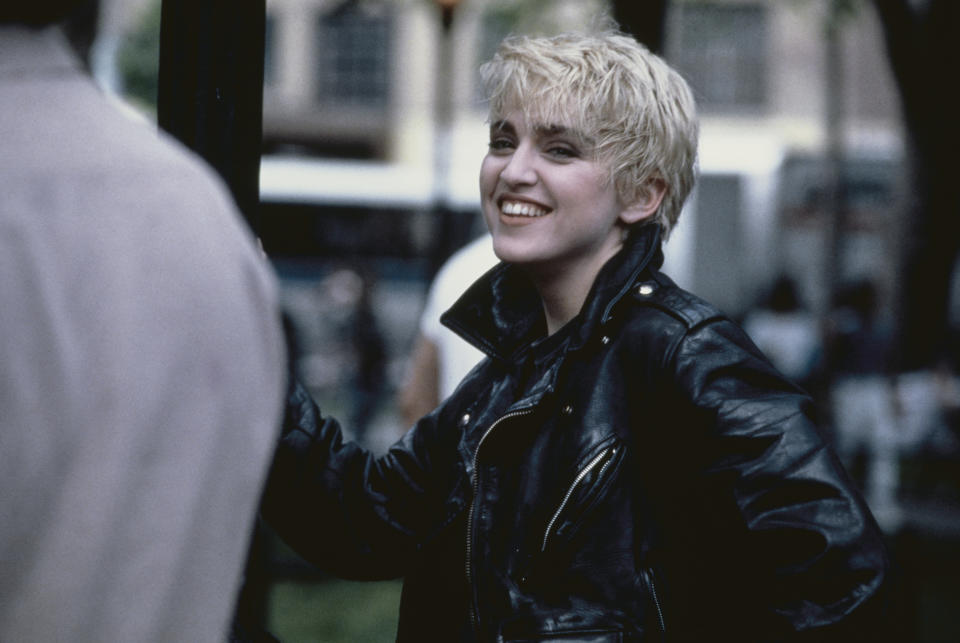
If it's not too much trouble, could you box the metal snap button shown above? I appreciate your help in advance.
[637,283,655,296]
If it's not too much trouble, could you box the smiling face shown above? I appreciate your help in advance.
[480,109,654,284]
[479,32,700,241]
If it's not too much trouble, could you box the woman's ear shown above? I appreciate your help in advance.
[619,178,667,225]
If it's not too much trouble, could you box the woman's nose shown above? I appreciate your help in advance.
[499,144,537,186]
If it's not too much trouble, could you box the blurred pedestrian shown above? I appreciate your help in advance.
[397,233,498,427]
[261,28,893,641]
[743,274,823,389]
[347,268,388,444]
[827,280,900,525]
[0,6,286,642]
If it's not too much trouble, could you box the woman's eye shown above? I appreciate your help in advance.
[488,138,514,151]
[546,145,577,159]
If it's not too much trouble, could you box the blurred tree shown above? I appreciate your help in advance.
[872,0,960,369]
[117,0,161,110]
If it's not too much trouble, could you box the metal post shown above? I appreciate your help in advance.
[156,1,271,636]
[611,0,668,53]
[824,3,847,305]
[428,1,454,274]
[157,0,266,231]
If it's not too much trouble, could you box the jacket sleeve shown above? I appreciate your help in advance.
[259,375,467,580]
[665,316,893,639]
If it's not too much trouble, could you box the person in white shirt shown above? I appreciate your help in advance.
[397,233,498,426]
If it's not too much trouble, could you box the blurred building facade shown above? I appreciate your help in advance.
[255,0,903,319]
[90,0,906,314]
[90,0,906,320]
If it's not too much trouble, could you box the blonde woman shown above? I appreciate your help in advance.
[263,30,892,642]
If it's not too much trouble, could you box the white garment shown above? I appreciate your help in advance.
[831,376,900,530]
[742,310,820,382]
[0,26,285,643]
[419,234,499,399]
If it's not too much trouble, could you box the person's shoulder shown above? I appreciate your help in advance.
[624,270,727,331]
[5,59,268,286]
[92,104,230,201]
[2,58,230,214]
[619,273,792,392]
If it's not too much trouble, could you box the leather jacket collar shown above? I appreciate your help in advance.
[442,224,664,364]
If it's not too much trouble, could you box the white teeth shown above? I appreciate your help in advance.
[501,200,547,217]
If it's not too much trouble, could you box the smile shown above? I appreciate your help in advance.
[500,199,550,217]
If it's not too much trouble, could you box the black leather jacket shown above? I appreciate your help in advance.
[262,225,891,642]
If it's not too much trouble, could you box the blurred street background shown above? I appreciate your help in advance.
[77,0,960,640]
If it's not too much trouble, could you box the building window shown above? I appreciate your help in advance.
[316,3,392,106]
[667,2,768,111]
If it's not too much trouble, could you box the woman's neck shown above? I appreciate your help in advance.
[529,245,622,336]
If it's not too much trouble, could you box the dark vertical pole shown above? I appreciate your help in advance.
[823,2,847,313]
[156,1,272,636]
[62,0,101,69]
[430,2,459,275]
[157,0,266,232]
[611,0,669,54]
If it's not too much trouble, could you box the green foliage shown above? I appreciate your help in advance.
[116,0,162,111]
[267,579,403,643]
[783,0,864,29]
[828,0,863,25]
[490,0,609,35]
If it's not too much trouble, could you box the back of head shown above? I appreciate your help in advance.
[479,30,699,238]
[0,1,90,26]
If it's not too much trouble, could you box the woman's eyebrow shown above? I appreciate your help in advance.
[534,123,571,136]
[489,120,594,147]
[534,123,594,147]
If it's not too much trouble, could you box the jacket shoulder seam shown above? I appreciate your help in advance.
[631,275,726,330]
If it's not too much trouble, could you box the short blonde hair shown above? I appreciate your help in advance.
[479,31,699,238]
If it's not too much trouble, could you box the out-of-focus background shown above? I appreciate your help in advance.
[78,0,959,640]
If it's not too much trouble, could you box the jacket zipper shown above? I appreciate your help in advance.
[644,567,666,634]
[466,407,535,632]
[541,446,616,552]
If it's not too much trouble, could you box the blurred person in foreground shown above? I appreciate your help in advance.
[0,4,286,642]
[261,29,894,641]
